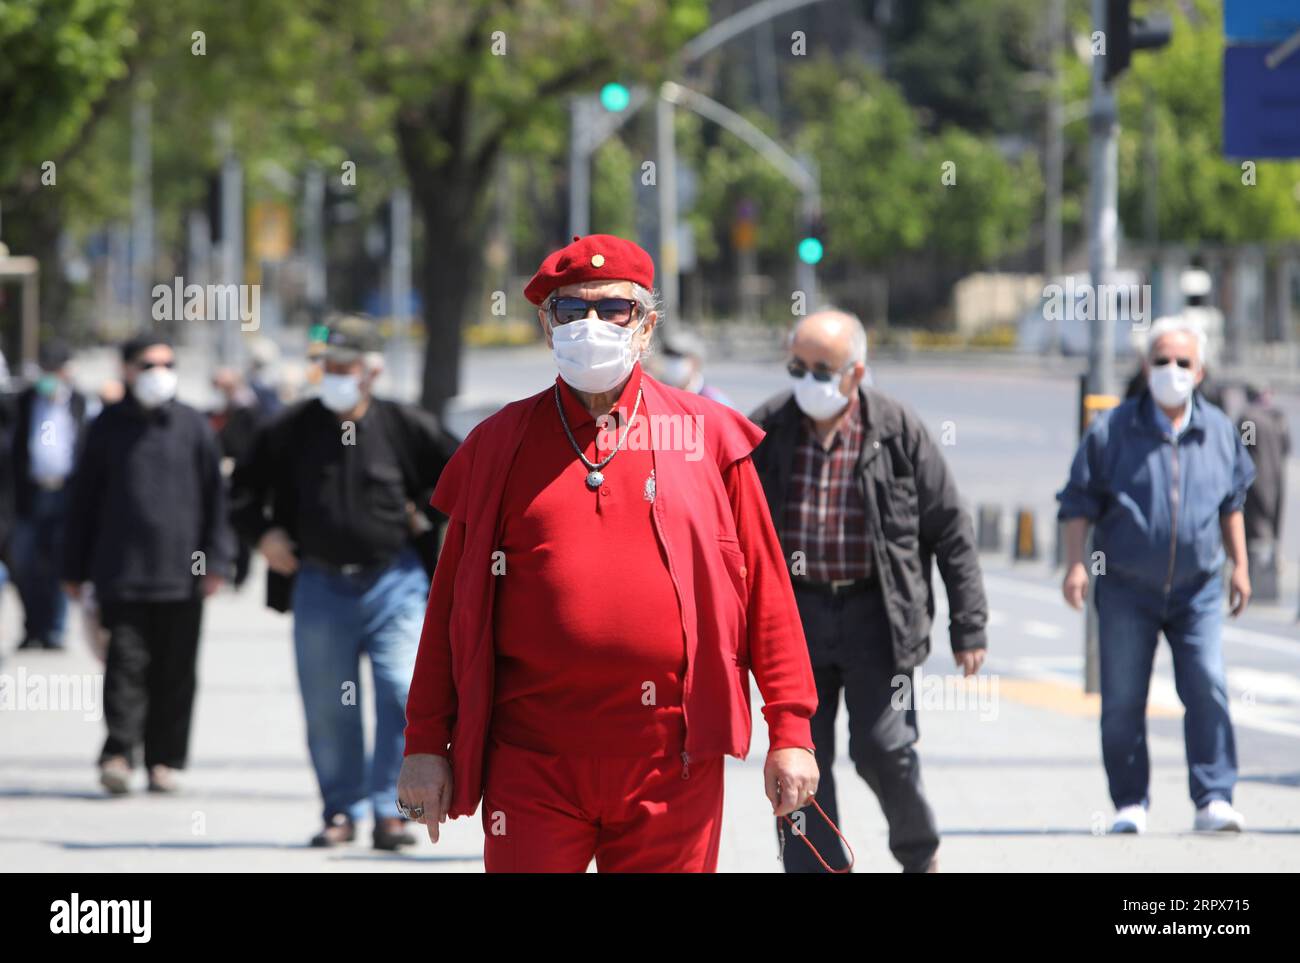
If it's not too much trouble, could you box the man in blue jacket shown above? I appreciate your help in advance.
[1058,317,1254,835]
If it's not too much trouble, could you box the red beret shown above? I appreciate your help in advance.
[524,234,654,306]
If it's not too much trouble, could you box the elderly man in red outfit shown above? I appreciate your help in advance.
[398,234,819,872]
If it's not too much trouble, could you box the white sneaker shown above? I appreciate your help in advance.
[1194,800,1244,832]
[1110,804,1147,834]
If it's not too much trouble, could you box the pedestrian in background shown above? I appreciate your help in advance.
[750,310,988,873]
[1237,383,1290,595]
[652,327,735,408]
[8,341,90,652]
[230,316,455,851]
[62,335,235,795]
[210,367,275,588]
[1058,316,1255,834]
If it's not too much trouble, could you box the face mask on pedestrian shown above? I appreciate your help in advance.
[35,374,60,398]
[657,354,694,389]
[791,368,851,420]
[319,372,363,413]
[550,315,647,394]
[133,366,178,408]
[1148,360,1196,408]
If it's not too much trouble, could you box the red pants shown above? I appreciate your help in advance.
[481,738,724,873]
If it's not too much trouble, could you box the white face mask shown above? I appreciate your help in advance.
[792,371,850,421]
[133,367,178,408]
[657,354,694,389]
[319,372,363,413]
[1148,362,1196,408]
[550,315,646,394]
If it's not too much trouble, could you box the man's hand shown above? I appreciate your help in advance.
[201,574,225,598]
[1228,565,1251,617]
[765,747,819,818]
[1062,562,1089,610]
[258,527,299,576]
[61,581,83,601]
[954,648,985,677]
[397,753,453,843]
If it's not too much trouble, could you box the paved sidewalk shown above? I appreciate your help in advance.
[2,561,1297,872]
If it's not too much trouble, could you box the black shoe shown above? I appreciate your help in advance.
[373,817,417,851]
[17,637,46,650]
[310,813,356,848]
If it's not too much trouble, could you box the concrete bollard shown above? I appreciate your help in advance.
[1248,541,1280,604]
[976,505,1002,553]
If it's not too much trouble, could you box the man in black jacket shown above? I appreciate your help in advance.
[750,310,988,873]
[62,335,235,795]
[7,341,90,651]
[229,316,455,851]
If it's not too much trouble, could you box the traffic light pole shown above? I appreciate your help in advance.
[568,97,593,239]
[1083,0,1121,695]
[655,94,681,324]
[1087,0,1119,402]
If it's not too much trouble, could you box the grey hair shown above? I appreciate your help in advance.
[632,283,661,354]
[1140,315,1207,365]
[788,308,868,365]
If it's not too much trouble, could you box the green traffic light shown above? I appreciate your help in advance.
[600,83,631,112]
[798,237,824,265]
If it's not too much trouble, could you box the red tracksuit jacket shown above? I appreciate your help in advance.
[405,370,816,818]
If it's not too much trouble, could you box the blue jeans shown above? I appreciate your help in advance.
[10,488,70,646]
[292,548,428,823]
[1095,570,1237,810]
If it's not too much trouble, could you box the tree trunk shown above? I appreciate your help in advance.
[398,105,498,419]
[415,191,485,417]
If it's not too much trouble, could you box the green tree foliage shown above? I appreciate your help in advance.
[1066,0,1300,244]
[883,0,1043,133]
[0,0,134,191]
[688,59,1040,279]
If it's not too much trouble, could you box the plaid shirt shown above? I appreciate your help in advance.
[781,395,872,583]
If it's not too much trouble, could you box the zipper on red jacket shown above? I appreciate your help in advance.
[681,751,691,780]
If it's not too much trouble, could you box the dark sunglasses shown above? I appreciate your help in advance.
[787,359,851,383]
[135,359,175,370]
[1151,357,1192,369]
[549,297,639,325]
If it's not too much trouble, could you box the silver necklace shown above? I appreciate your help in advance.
[554,383,644,490]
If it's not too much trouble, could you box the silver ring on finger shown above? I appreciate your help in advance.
[397,799,425,820]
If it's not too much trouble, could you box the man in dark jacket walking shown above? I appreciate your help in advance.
[750,310,988,873]
[62,334,235,794]
[229,316,455,851]
[1237,384,1290,594]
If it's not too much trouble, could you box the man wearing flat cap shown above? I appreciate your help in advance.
[230,316,456,849]
[399,234,819,872]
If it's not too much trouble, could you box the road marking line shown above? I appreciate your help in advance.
[984,573,1300,656]
[1022,619,1064,639]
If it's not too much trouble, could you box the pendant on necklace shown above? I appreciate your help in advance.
[586,470,605,490]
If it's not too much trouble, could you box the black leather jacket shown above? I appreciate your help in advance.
[749,386,988,670]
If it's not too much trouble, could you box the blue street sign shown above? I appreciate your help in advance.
[1223,44,1300,158]
[1225,0,1300,42]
